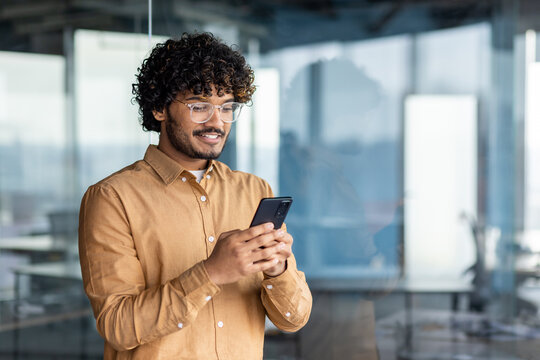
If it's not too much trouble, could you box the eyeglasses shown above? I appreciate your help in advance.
[177,100,244,124]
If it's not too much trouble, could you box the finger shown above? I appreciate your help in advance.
[250,242,282,262]
[249,244,280,263]
[269,243,293,262]
[245,230,283,251]
[249,258,280,273]
[277,247,293,260]
[218,229,241,240]
[234,222,275,243]
[273,232,293,245]
[264,245,292,262]
[254,253,287,265]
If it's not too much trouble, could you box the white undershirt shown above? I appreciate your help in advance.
[188,169,206,183]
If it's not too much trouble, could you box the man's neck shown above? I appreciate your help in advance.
[156,141,209,171]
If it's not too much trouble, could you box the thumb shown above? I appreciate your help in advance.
[219,229,240,240]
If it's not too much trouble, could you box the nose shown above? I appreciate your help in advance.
[205,107,225,127]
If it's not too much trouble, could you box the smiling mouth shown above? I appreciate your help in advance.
[195,132,223,145]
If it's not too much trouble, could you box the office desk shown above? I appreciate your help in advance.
[11,261,83,302]
[308,277,472,292]
[308,277,472,309]
[0,236,71,300]
[0,235,69,267]
[0,235,59,253]
[11,262,82,281]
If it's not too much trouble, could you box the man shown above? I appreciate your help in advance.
[78,32,312,359]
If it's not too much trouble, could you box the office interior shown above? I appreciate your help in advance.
[0,0,539,359]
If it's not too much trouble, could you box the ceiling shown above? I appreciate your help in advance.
[0,0,537,55]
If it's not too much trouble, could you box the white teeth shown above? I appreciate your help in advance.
[201,134,218,139]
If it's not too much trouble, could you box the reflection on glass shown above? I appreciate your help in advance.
[276,55,401,280]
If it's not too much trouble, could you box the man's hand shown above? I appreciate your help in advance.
[203,223,291,285]
[261,231,293,277]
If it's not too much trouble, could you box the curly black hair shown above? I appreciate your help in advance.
[132,32,256,132]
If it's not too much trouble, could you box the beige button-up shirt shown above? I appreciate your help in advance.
[78,145,312,359]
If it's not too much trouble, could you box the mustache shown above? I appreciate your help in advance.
[193,128,226,137]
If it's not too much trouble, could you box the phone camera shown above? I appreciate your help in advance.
[275,202,290,218]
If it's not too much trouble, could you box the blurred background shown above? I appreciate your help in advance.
[1,0,540,359]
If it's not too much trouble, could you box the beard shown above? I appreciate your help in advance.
[165,108,229,160]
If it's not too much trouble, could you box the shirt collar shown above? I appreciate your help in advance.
[144,145,218,185]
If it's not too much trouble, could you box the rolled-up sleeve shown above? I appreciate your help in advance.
[78,184,220,351]
[261,254,312,332]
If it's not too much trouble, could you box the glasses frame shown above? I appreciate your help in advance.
[177,100,244,124]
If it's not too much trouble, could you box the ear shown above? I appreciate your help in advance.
[153,108,167,122]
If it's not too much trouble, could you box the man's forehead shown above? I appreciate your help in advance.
[179,88,234,100]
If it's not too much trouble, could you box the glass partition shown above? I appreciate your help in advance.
[1,0,540,359]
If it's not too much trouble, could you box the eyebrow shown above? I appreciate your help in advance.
[185,96,235,103]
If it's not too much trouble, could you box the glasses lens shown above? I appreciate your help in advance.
[189,102,244,123]
[221,103,243,123]
[190,103,213,123]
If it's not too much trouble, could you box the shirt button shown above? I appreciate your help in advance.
[285,312,291,317]
[209,166,213,172]
[266,285,273,290]
[217,321,224,328]
[200,195,207,202]
[206,175,211,179]
[177,322,183,329]
[181,177,187,182]
[205,295,212,301]
[208,236,215,243]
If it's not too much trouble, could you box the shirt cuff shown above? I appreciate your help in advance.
[175,261,221,296]
[263,260,288,280]
[169,261,221,327]
[261,260,299,290]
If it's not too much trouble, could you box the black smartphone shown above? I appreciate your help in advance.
[250,197,293,230]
